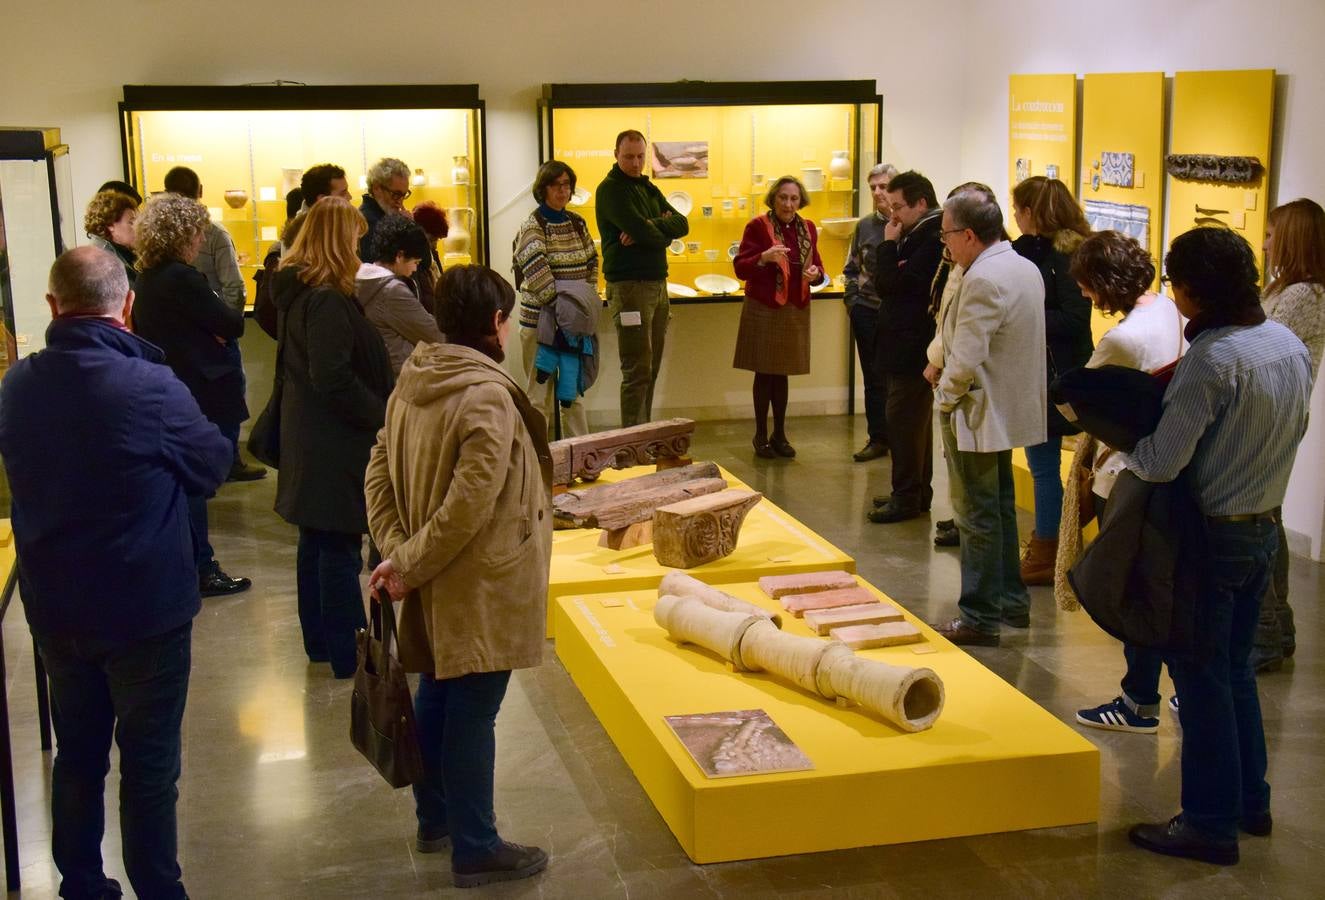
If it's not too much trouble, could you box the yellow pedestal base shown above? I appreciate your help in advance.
[555,579,1099,863]
[547,465,853,636]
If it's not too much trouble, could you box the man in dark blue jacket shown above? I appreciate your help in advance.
[0,246,231,900]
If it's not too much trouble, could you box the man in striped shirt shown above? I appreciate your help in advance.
[1124,227,1312,866]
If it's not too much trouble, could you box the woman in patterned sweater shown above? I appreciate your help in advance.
[513,160,599,437]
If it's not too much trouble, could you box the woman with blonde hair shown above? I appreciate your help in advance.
[272,196,394,677]
[1009,176,1094,585]
[84,189,139,283]
[132,193,251,598]
[1249,197,1325,671]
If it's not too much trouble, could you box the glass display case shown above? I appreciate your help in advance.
[120,84,489,305]
[539,81,881,302]
[0,127,77,365]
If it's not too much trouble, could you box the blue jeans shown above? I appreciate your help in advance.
[37,622,192,900]
[848,303,887,443]
[295,527,367,677]
[413,670,513,864]
[1024,436,1064,539]
[941,413,1028,634]
[1168,517,1276,840]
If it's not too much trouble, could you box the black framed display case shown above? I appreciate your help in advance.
[0,127,76,367]
[538,80,883,303]
[119,84,490,303]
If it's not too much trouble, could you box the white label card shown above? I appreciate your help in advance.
[619,311,642,327]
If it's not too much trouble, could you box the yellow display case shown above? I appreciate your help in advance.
[538,81,881,302]
[119,84,489,304]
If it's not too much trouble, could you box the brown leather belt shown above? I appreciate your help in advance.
[1208,512,1276,524]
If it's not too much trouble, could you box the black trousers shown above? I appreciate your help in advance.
[882,371,934,510]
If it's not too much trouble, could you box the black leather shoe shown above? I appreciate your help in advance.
[452,841,548,888]
[770,437,796,458]
[853,441,888,462]
[1128,815,1239,865]
[934,519,960,547]
[868,502,923,524]
[1241,810,1272,836]
[931,617,1000,647]
[227,461,268,482]
[200,569,252,598]
[752,437,777,459]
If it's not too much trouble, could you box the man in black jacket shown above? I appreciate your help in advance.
[868,171,945,523]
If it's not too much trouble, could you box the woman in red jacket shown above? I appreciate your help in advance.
[732,175,824,458]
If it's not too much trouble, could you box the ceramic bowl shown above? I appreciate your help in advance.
[223,190,248,209]
[668,282,698,298]
[695,274,741,295]
[727,241,740,260]
[704,249,719,261]
[669,239,685,255]
[821,217,857,239]
[571,187,591,206]
[667,190,693,216]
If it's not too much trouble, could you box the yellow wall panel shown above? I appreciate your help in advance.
[1008,73,1078,237]
[1166,69,1275,276]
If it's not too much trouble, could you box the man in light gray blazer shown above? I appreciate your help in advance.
[928,191,1046,646]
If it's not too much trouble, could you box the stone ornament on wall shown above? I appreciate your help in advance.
[1100,151,1135,187]
[1164,154,1264,184]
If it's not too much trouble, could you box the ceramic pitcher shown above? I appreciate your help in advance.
[443,207,474,255]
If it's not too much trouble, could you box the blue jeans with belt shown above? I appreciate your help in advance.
[37,622,192,900]
[1168,517,1276,840]
[413,670,513,864]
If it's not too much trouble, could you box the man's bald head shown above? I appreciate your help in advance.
[48,246,131,317]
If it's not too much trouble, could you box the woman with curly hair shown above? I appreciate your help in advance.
[131,193,251,598]
[365,265,551,887]
[1065,230,1185,735]
[1010,176,1095,584]
[272,197,393,677]
[84,189,139,283]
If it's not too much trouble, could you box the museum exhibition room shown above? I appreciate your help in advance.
[1,0,1323,895]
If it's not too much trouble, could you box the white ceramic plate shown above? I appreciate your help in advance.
[727,241,740,260]
[667,190,693,216]
[668,282,698,297]
[695,274,741,295]
[669,239,685,255]
[570,187,591,206]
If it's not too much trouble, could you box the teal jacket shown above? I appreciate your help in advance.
[594,164,690,282]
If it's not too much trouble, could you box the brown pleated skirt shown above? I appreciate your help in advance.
[732,297,811,375]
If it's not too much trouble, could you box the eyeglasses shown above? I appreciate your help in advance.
[938,227,968,243]
[385,188,412,203]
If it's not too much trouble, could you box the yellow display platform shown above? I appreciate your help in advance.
[547,465,854,636]
[1010,446,1075,514]
[554,578,1099,863]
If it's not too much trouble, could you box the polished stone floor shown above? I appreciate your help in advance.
[3,411,1320,898]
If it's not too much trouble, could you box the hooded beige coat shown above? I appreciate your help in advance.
[365,342,553,678]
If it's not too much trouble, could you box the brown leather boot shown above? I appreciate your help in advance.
[1020,534,1057,586]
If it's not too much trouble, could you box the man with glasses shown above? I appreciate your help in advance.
[867,171,945,523]
[359,157,412,260]
[930,190,1045,646]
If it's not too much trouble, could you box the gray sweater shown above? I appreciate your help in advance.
[842,211,889,310]
[1264,281,1325,375]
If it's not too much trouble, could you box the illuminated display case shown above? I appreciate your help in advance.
[119,84,489,304]
[539,81,881,302]
[0,127,77,365]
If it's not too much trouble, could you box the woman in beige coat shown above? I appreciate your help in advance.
[365,265,553,889]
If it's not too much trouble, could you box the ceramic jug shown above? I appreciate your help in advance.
[443,207,474,255]
[829,150,851,180]
[451,155,471,186]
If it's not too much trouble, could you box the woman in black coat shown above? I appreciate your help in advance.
[1010,176,1095,585]
[273,196,394,677]
[131,193,251,597]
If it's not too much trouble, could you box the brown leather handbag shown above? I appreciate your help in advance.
[350,590,425,788]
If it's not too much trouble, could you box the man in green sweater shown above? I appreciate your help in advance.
[595,130,690,426]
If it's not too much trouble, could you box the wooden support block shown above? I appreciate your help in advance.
[599,520,653,551]
[830,621,924,650]
[550,418,695,485]
[781,586,879,617]
[758,570,857,600]
[554,461,722,529]
[651,490,763,569]
[804,602,904,635]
